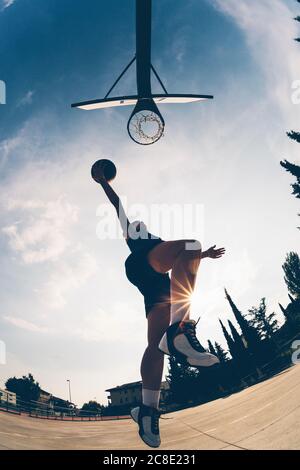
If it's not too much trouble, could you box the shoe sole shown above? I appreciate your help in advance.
[187,355,220,367]
[130,409,161,448]
[159,347,219,367]
[159,335,220,367]
[130,408,139,424]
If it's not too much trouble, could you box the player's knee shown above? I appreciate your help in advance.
[187,239,202,252]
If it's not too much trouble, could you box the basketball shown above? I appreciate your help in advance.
[91,159,117,183]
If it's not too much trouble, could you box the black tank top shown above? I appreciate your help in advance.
[126,232,163,254]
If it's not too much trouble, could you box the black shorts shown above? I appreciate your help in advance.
[125,250,171,316]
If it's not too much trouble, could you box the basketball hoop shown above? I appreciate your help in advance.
[72,0,213,145]
[127,109,164,145]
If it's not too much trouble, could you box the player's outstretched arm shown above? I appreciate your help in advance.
[97,175,130,237]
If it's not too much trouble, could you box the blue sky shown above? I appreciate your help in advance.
[0,0,299,406]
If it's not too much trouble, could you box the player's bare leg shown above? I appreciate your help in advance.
[131,304,170,448]
[147,240,225,366]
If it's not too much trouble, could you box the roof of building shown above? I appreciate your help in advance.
[106,380,169,393]
[105,381,142,392]
[0,388,16,396]
[39,389,76,407]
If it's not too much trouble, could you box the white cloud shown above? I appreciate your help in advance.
[17,90,35,108]
[0,118,106,311]
[0,135,23,170]
[72,301,144,342]
[171,27,189,64]
[212,0,300,124]
[2,197,79,264]
[1,0,15,10]
[39,249,98,309]
[3,315,49,333]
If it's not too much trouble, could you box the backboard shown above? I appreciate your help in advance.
[71,0,214,144]
[71,94,213,111]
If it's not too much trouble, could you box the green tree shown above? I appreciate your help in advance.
[214,342,229,363]
[279,295,300,326]
[280,159,300,199]
[207,340,217,356]
[5,373,41,403]
[295,1,300,41]
[283,252,300,298]
[166,357,199,404]
[219,319,235,360]
[247,298,279,340]
[80,400,103,416]
[287,131,300,144]
[281,11,300,216]
[228,320,248,350]
[224,289,261,351]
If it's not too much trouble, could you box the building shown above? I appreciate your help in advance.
[37,389,76,414]
[38,389,52,407]
[106,381,170,407]
[0,388,17,406]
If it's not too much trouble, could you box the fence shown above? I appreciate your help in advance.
[0,397,130,421]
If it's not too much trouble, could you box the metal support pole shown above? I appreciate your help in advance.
[104,56,136,99]
[151,64,168,94]
[136,0,152,97]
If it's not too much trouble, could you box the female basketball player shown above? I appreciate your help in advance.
[95,171,225,448]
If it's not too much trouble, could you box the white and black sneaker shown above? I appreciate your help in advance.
[159,320,220,367]
[130,404,161,448]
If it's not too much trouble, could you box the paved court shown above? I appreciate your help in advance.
[1,364,300,450]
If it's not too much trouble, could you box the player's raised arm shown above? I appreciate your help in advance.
[95,171,130,238]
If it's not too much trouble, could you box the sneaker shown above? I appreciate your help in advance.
[130,404,161,448]
[158,320,220,367]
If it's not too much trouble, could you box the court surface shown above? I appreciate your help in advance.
[1,364,299,450]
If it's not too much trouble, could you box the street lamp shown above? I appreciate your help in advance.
[67,379,72,404]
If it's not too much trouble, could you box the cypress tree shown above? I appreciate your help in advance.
[224,289,261,350]
[283,252,300,298]
[295,2,300,41]
[279,303,287,318]
[280,159,300,199]
[247,298,279,340]
[279,296,300,326]
[287,131,300,144]
[219,319,236,359]
[281,7,300,220]
[214,341,229,363]
[207,340,217,356]
[228,320,248,354]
